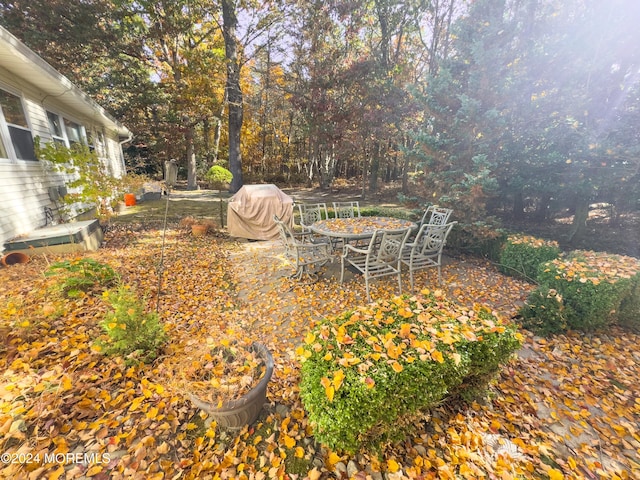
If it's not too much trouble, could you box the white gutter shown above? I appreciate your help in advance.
[0,26,131,138]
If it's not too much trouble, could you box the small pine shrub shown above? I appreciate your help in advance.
[98,285,167,364]
[297,292,522,453]
[45,258,118,297]
[518,251,640,335]
[498,234,561,282]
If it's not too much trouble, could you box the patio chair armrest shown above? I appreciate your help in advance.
[342,243,370,256]
[292,230,311,239]
[295,243,329,253]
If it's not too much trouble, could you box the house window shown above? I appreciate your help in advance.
[46,111,89,148]
[46,111,66,145]
[0,88,36,161]
[87,129,105,155]
[64,118,84,146]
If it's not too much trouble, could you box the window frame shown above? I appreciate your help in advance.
[45,110,89,148]
[46,110,67,145]
[0,85,36,162]
[64,117,85,146]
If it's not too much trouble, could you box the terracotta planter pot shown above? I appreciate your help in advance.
[1,252,30,267]
[191,224,209,237]
[188,343,274,429]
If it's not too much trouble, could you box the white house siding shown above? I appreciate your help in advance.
[0,59,130,252]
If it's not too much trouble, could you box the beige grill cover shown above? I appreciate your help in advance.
[227,184,293,240]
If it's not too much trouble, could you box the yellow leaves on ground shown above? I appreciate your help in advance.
[326,451,342,467]
[386,342,403,359]
[0,218,637,480]
[508,234,560,249]
[548,468,565,479]
[129,396,145,412]
[387,458,401,472]
[282,434,296,449]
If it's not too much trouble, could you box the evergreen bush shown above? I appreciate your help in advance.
[98,285,167,364]
[45,258,119,298]
[297,292,522,453]
[518,251,640,335]
[498,234,561,282]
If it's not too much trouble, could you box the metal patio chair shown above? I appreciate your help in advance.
[410,205,453,243]
[332,201,361,219]
[340,227,412,302]
[298,202,329,230]
[273,215,331,283]
[400,221,456,291]
[297,202,334,246]
[417,205,453,230]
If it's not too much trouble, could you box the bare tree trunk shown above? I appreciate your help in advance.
[186,122,197,190]
[361,144,368,200]
[319,144,336,189]
[535,194,551,221]
[369,141,381,193]
[401,155,410,194]
[513,191,524,220]
[568,197,590,245]
[212,116,222,163]
[222,0,244,193]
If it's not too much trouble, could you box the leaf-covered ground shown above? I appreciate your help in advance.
[0,221,638,480]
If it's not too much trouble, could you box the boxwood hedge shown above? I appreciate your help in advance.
[518,250,640,335]
[297,291,522,453]
[498,234,561,282]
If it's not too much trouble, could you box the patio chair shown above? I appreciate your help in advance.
[418,205,453,229]
[297,202,334,246]
[298,202,329,230]
[410,205,453,243]
[340,227,412,302]
[273,215,331,283]
[332,201,361,219]
[400,221,457,291]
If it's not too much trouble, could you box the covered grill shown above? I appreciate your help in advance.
[227,184,294,240]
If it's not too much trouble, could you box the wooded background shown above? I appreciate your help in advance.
[2,0,639,243]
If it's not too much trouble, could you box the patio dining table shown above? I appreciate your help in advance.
[310,216,416,243]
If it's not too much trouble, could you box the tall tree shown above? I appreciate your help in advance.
[221,0,244,193]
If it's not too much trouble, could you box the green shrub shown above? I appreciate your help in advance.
[205,165,233,187]
[36,139,149,219]
[45,258,118,297]
[297,292,522,453]
[359,205,413,219]
[518,251,640,335]
[498,234,561,282]
[617,276,640,332]
[445,221,507,260]
[97,285,167,364]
